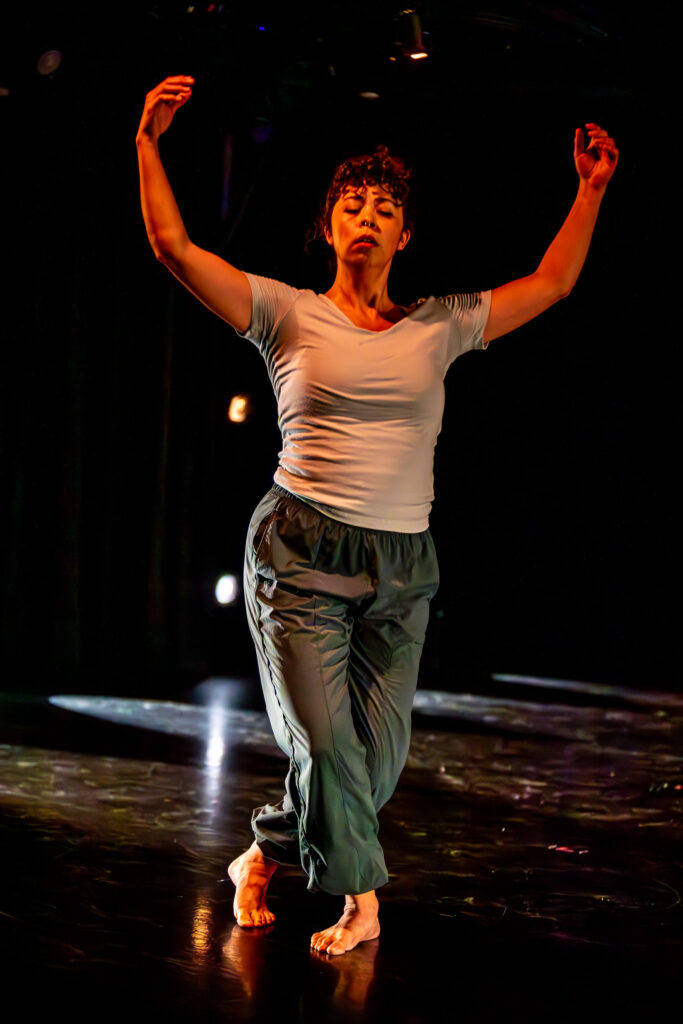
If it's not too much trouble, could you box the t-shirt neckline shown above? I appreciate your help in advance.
[317,292,425,334]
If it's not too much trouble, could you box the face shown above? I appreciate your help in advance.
[324,184,410,268]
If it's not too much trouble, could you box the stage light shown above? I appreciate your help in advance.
[395,9,428,60]
[37,50,63,76]
[227,394,251,423]
[215,574,239,605]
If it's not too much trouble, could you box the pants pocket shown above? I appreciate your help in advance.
[247,492,283,564]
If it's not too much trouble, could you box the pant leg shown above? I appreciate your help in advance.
[347,529,440,810]
[243,489,389,896]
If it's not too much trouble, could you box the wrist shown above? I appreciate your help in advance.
[135,130,159,149]
[577,177,606,203]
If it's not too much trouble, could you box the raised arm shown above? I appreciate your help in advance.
[483,123,619,345]
[135,75,252,333]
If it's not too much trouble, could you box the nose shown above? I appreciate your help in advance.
[360,202,377,229]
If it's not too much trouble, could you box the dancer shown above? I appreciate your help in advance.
[136,75,618,955]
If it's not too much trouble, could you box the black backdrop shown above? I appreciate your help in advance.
[1,2,678,698]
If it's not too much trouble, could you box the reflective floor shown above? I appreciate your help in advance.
[1,677,681,1022]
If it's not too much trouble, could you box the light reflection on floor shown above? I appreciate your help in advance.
[1,680,682,1022]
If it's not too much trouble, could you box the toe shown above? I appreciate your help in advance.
[236,909,254,927]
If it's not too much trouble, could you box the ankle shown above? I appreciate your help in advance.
[345,891,379,913]
[248,841,278,871]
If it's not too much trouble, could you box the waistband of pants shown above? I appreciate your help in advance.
[268,482,432,541]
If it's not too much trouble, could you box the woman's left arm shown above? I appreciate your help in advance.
[483,123,619,345]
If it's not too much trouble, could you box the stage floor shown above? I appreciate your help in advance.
[0,678,681,1022]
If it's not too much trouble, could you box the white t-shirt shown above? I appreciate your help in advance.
[237,273,491,533]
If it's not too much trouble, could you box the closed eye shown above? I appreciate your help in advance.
[344,207,394,217]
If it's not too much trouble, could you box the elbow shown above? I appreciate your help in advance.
[154,246,175,268]
[151,229,189,265]
[534,271,572,305]
[552,277,573,302]
[153,236,189,274]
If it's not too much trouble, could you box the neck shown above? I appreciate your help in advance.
[325,262,394,315]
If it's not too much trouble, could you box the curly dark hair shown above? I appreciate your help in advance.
[306,145,415,254]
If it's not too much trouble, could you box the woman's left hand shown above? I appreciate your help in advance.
[574,123,619,190]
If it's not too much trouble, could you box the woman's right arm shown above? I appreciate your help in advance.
[135,76,252,333]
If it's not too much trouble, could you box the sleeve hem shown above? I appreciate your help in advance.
[478,289,493,350]
[233,272,257,341]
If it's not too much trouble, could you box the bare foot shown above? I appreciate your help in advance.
[227,840,279,928]
[310,891,380,956]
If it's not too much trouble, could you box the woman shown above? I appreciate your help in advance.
[136,75,618,956]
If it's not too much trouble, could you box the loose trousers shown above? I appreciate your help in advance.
[243,484,439,895]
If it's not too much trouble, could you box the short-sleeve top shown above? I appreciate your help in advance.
[236,273,491,533]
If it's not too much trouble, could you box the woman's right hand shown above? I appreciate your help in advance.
[136,75,194,144]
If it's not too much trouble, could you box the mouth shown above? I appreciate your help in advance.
[353,234,378,247]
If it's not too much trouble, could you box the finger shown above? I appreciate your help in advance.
[156,92,189,105]
[153,80,192,97]
[151,90,189,107]
[156,81,192,94]
[574,127,585,156]
[594,143,619,166]
[590,138,617,155]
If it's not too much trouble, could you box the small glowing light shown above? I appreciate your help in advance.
[206,731,225,767]
[37,50,63,76]
[215,574,239,605]
[359,91,380,100]
[227,394,250,423]
[396,10,428,61]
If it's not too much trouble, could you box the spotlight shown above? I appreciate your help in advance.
[37,50,63,76]
[227,394,252,423]
[215,574,239,605]
[395,9,428,60]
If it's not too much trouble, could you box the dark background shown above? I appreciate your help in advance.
[1,1,678,700]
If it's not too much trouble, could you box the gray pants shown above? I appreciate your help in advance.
[243,484,439,896]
